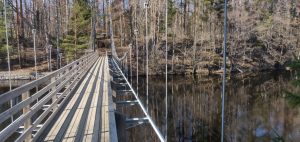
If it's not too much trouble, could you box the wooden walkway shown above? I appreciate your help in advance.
[0,53,120,142]
[41,56,116,142]
[0,52,165,142]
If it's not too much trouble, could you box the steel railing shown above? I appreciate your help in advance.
[0,52,98,142]
[110,56,165,142]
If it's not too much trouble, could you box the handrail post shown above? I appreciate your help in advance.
[66,65,71,86]
[80,58,84,71]
[51,77,58,110]
[22,91,32,142]
[83,56,86,69]
[75,59,81,78]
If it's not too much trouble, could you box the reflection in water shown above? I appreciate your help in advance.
[285,74,300,108]
[116,71,300,142]
[2,73,300,141]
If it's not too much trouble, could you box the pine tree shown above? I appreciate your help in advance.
[61,0,91,62]
[167,0,176,27]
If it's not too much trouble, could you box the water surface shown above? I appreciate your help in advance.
[116,71,300,142]
[2,72,300,142]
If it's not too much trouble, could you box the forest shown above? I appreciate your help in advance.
[0,0,300,74]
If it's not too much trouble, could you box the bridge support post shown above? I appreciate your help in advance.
[86,55,90,66]
[81,58,85,70]
[78,59,83,74]
[22,91,32,142]
[52,77,58,110]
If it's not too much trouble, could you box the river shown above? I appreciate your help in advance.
[116,71,300,142]
[1,72,300,141]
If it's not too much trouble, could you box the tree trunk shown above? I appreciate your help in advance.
[16,0,22,68]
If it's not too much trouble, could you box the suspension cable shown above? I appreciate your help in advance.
[145,1,149,113]
[135,1,139,96]
[130,44,132,84]
[33,29,38,79]
[4,0,13,123]
[4,0,11,90]
[126,54,128,78]
[56,0,60,67]
[221,0,228,142]
[165,0,168,140]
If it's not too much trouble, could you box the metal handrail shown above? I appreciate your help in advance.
[0,53,96,105]
[0,52,98,141]
[111,57,165,142]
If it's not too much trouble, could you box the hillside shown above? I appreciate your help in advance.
[110,0,300,74]
[0,0,299,75]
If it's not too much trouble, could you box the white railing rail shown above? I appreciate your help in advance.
[0,52,98,142]
[111,57,165,142]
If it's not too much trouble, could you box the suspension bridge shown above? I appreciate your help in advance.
[0,0,231,141]
[0,51,165,142]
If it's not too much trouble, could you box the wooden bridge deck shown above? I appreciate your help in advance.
[0,52,165,142]
[41,56,115,142]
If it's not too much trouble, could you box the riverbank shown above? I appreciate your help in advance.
[0,69,50,80]
[113,35,298,76]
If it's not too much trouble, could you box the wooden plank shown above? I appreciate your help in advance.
[52,58,100,141]
[45,88,91,139]
[27,54,99,142]
[37,55,119,142]
[84,134,93,142]
[44,58,101,141]
[91,56,106,142]
[82,57,104,141]
[44,60,98,140]
[101,56,110,142]
[64,57,103,141]
[75,57,105,141]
